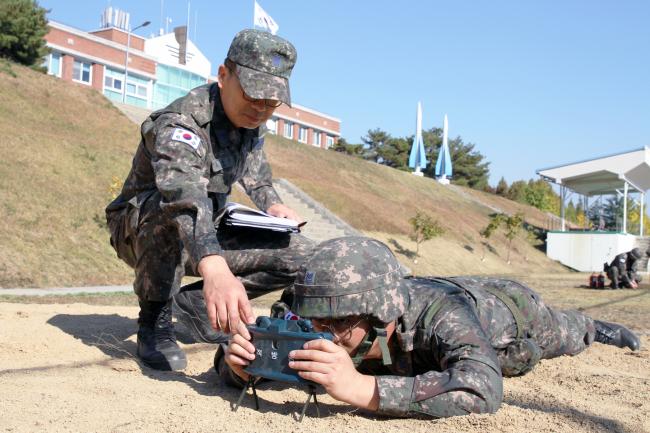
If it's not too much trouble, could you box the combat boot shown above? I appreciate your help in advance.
[594,320,641,351]
[172,289,229,344]
[137,300,187,370]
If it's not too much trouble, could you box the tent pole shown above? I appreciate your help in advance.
[560,185,566,231]
[641,192,645,237]
[623,182,628,234]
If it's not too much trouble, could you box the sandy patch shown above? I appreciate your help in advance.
[1,302,648,433]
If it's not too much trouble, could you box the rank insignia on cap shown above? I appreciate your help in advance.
[172,128,201,150]
[304,271,315,285]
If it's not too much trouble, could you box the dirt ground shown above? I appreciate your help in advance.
[1,274,649,433]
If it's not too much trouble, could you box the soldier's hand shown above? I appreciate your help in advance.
[225,321,255,381]
[288,339,379,410]
[266,203,304,224]
[198,255,255,333]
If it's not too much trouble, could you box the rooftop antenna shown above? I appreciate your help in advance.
[160,0,164,35]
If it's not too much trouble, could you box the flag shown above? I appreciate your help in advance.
[254,1,279,35]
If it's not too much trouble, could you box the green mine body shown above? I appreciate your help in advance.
[245,316,333,384]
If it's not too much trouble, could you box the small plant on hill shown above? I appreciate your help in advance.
[503,213,524,264]
[480,214,504,261]
[479,212,524,263]
[409,211,444,258]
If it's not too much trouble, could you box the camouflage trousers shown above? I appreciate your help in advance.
[606,267,639,289]
[107,192,315,302]
[447,277,596,377]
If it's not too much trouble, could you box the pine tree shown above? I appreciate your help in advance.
[0,0,49,67]
[495,177,509,196]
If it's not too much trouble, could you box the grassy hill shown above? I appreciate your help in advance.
[0,61,567,288]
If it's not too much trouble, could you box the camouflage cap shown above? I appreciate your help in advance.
[292,236,409,324]
[227,29,297,106]
[629,248,642,260]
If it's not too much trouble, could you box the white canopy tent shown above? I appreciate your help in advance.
[537,146,650,235]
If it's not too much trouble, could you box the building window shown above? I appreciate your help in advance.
[43,52,62,77]
[104,75,122,91]
[298,126,308,143]
[326,135,335,148]
[72,60,92,84]
[125,81,148,98]
[284,121,293,139]
[312,130,321,147]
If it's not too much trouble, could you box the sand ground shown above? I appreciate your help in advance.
[1,275,649,433]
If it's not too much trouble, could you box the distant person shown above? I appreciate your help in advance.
[604,248,649,289]
[105,29,314,371]
[215,236,640,418]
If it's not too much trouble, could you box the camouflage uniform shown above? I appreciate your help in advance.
[289,237,598,418]
[105,81,313,301]
[606,248,646,289]
[606,252,628,289]
[358,276,595,417]
[624,248,645,286]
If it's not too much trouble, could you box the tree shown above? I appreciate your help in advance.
[422,127,490,189]
[523,179,559,213]
[409,211,444,257]
[565,201,577,223]
[331,137,363,157]
[588,196,624,231]
[495,177,509,196]
[361,128,390,162]
[0,0,49,67]
[506,180,527,202]
[376,136,411,169]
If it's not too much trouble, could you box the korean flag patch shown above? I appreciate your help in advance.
[172,128,201,150]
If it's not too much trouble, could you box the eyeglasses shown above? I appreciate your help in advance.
[241,90,282,108]
[314,316,365,342]
[226,62,282,108]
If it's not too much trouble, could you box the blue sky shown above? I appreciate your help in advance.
[41,0,649,185]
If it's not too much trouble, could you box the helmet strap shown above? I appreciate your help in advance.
[350,325,392,366]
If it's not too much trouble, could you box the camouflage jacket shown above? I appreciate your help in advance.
[359,277,503,418]
[609,253,628,275]
[105,83,281,271]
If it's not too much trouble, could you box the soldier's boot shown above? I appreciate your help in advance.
[172,289,229,344]
[137,300,187,370]
[594,320,641,351]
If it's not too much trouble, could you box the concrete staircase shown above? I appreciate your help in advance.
[111,101,152,125]
[272,178,360,243]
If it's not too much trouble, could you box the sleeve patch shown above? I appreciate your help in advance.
[172,128,202,150]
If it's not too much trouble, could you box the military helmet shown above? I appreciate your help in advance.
[629,248,642,260]
[292,236,408,324]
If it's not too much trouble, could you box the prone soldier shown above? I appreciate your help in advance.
[214,236,641,418]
